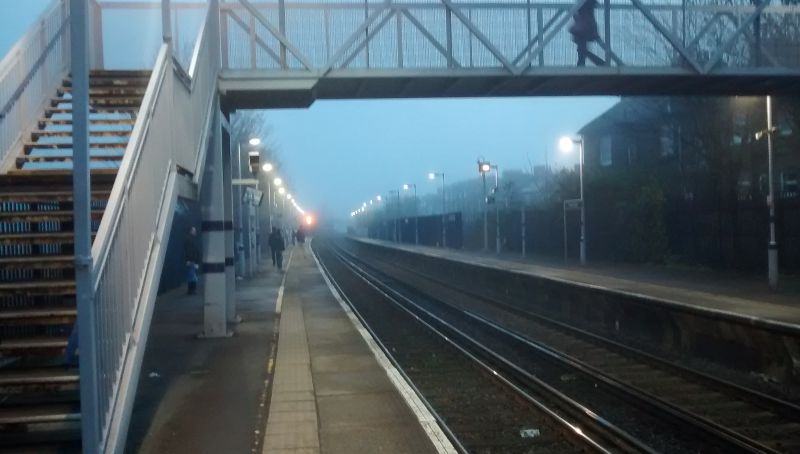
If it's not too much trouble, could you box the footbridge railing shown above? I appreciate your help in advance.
[0,0,72,170]
[220,0,800,75]
[88,2,218,453]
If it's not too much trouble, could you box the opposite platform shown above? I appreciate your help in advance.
[262,244,454,454]
[353,237,800,329]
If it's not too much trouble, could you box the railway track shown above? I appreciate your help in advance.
[316,241,722,453]
[337,240,800,454]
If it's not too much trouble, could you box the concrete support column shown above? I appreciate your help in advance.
[201,109,231,338]
[221,121,237,323]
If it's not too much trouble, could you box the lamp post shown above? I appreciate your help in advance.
[389,189,401,242]
[755,95,779,289]
[429,172,446,247]
[478,160,490,251]
[403,183,418,245]
[478,160,500,254]
[559,135,586,265]
[261,162,273,240]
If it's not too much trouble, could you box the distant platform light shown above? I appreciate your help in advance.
[249,137,261,146]
[262,163,273,172]
[274,177,283,186]
[278,187,286,195]
[559,136,575,153]
[428,172,436,180]
[305,215,314,225]
[376,195,382,201]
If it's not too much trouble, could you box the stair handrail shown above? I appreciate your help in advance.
[0,0,70,172]
[88,2,219,452]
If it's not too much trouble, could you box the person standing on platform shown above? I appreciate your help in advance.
[268,227,286,270]
[184,226,201,295]
[569,0,604,67]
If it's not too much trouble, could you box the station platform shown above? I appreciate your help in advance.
[353,238,800,329]
[126,243,454,453]
[261,244,453,454]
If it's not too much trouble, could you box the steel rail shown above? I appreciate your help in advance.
[369,248,800,423]
[323,242,655,454]
[336,244,786,454]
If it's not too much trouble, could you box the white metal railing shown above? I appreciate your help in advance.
[219,0,800,75]
[89,2,218,452]
[0,0,70,170]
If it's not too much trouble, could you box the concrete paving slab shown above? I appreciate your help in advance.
[126,259,284,454]
[261,244,448,454]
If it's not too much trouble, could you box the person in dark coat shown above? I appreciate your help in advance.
[268,227,286,270]
[184,226,201,294]
[568,0,604,67]
[296,226,306,245]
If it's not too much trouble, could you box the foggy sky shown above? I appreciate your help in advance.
[264,96,617,222]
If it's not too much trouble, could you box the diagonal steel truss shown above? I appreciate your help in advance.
[223,0,800,76]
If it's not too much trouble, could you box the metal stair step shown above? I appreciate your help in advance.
[0,190,109,203]
[0,256,76,273]
[0,337,69,352]
[89,69,152,77]
[0,210,104,222]
[65,76,150,87]
[0,368,78,388]
[31,130,131,139]
[45,106,138,116]
[9,168,119,177]
[51,97,143,108]
[39,118,136,127]
[0,307,76,324]
[0,280,76,297]
[58,86,147,97]
[0,232,79,244]
[24,142,127,151]
[0,403,80,425]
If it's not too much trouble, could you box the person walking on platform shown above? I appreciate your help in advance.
[268,227,286,270]
[569,0,604,67]
[184,226,201,295]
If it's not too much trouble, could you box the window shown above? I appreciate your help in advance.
[660,125,675,157]
[599,136,612,167]
[782,171,799,194]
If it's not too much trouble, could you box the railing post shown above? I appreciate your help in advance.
[162,0,172,52]
[446,6,453,67]
[70,0,100,453]
[604,0,610,65]
[279,0,287,68]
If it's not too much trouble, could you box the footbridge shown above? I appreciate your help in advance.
[0,0,798,453]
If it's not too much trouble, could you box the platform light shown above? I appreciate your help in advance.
[305,215,314,225]
[362,202,367,208]
[403,183,410,190]
[376,195,382,201]
[278,187,286,195]
[559,136,576,153]
[478,161,491,173]
[287,194,293,200]
[273,177,283,186]
[369,200,373,205]
[248,137,261,146]
[262,162,273,172]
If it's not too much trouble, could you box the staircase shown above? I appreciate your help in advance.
[0,70,149,452]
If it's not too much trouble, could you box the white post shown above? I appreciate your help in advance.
[441,173,447,248]
[521,206,526,258]
[202,109,232,338]
[71,1,100,452]
[494,166,500,255]
[579,139,586,266]
[766,96,779,289]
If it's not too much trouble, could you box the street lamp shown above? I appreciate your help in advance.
[559,135,586,265]
[428,171,446,247]
[755,95,779,289]
[403,183,419,245]
[478,160,500,254]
